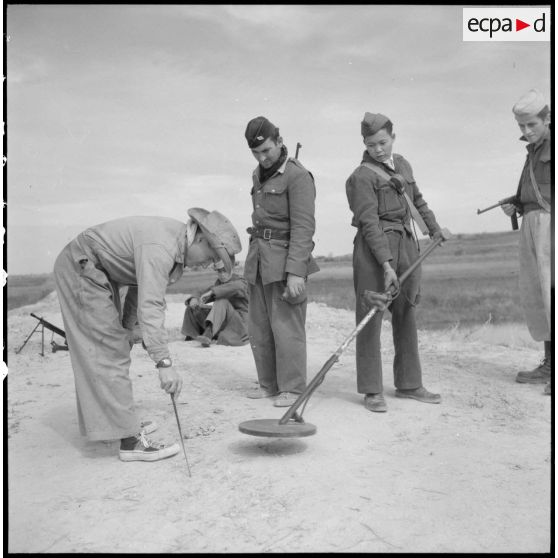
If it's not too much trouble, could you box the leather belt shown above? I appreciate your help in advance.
[246,226,290,241]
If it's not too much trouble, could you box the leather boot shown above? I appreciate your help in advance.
[516,341,552,384]
[364,393,387,412]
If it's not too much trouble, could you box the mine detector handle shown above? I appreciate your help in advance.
[30,313,66,338]
[295,142,302,159]
[278,229,452,425]
[477,195,519,231]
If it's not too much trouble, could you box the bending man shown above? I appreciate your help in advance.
[53,209,241,462]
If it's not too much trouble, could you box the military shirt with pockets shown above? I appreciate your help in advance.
[244,157,320,285]
[345,151,441,265]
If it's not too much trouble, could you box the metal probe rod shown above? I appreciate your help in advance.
[170,393,192,477]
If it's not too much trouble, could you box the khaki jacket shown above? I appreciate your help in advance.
[244,157,319,285]
[78,216,187,362]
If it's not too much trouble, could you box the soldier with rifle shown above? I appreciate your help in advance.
[243,116,319,407]
[501,89,552,394]
[53,210,241,462]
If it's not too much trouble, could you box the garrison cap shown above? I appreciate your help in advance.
[512,89,549,119]
[245,116,278,148]
[361,112,391,138]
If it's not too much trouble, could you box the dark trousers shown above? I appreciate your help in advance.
[181,300,248,346]
[248,273,307,394]
[353,231,423,394]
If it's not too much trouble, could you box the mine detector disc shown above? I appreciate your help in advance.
[238,418,317,438]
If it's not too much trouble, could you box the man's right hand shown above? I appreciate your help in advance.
[188,297,200,308]
[501,203,517,217]
[158,367,182,399]
[382,262,399,293]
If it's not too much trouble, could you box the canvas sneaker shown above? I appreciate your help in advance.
[140,420,158,435]
[119,432,180,462]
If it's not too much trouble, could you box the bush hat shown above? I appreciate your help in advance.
[187,208,242,275]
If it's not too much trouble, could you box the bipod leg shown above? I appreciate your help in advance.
[41,324,45,356]
[15,322,42,354]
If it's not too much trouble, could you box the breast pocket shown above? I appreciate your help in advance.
[376,184,404,215]
[263,183,289,216]
[535,159,550,188]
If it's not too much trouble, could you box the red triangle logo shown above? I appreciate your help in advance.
[516,19,530,31]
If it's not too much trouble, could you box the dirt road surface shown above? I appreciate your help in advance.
[6,293,551,553]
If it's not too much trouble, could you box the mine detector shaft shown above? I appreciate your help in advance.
[239,228,452,438]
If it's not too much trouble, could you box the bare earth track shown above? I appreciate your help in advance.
[6,293,551,553]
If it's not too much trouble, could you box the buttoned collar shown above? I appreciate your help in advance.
[275,157,289,175]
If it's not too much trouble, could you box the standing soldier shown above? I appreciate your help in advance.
[345,112,445,413]
[53,209,241,461]
[243,116,319,407]
[501,89,552,395]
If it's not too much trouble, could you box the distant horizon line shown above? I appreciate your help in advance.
[5,229,519,277]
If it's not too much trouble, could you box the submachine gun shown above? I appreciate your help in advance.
[477,195,519,230]
[15,313,69,356]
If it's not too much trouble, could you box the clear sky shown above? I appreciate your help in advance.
[5,4,551,274]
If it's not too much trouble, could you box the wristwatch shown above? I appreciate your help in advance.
[155,357,172,368]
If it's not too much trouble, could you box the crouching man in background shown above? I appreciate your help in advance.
[181,260,249,348]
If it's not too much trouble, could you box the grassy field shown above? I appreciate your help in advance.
[6,273,57,312]
[309,231,521,329]
[7,231,522,330]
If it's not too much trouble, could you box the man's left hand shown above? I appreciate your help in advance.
[283,273,306,299]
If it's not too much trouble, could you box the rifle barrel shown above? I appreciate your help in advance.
[477,202,501,214]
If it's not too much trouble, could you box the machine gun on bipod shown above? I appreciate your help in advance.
[15,313,69,356]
